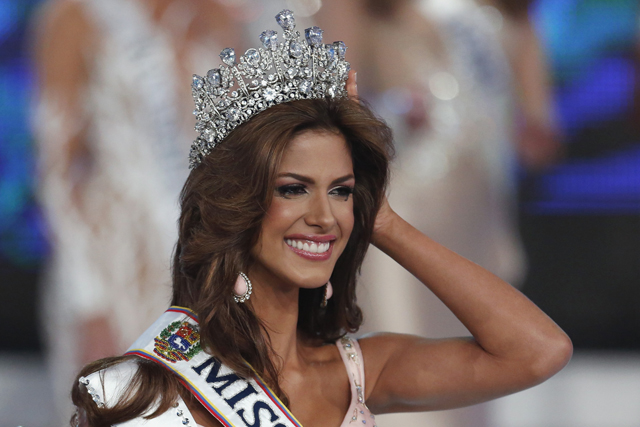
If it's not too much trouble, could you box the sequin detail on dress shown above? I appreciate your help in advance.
[336,337,377,427]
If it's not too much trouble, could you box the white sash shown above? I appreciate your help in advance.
[126,307,303,427]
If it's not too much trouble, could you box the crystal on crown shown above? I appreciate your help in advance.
[188,10,351,169]
[289,42,303,58]
[335,41,347,59]
[305,26,323,47]
[245,48,260,66]
[275,9,296,31]
[299,80,312,95]
[192,75,204,90]
[220,48,236,66]
[327,44,336,62]
[263,87,277,102]
[260,30,278,50]
[207,69,221,87]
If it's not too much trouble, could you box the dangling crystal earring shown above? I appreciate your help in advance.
[321,281,333,307]
[234,272,252,303]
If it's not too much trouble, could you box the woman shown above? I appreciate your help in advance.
[34,0,242,422]
[72,11,571,427]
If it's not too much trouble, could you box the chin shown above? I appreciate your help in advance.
[286,270,332,289]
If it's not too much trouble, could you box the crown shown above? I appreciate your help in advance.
[188,9,351,168]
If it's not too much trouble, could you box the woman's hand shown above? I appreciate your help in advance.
[345,69,399,248]
[346,69,358,99]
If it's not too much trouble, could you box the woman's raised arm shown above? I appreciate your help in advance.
[359,199,572,413]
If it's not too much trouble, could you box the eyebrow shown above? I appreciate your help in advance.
[277,172,355,186]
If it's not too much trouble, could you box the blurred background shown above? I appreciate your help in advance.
[1,0,639,426]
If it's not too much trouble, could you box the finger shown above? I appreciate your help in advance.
[346,69,358,99]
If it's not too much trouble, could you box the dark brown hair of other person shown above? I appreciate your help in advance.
[70,97,394,426]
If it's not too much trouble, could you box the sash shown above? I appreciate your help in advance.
[126,306,303,427]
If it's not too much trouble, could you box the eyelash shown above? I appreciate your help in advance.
[330,186,354,200]
[276,184,354,201]
[276,184,307,198]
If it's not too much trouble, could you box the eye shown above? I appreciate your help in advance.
[329,186,354,201]
[276,184,307,199]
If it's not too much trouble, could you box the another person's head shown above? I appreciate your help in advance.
[172,97,393,393]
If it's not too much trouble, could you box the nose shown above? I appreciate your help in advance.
[305,192,336,230]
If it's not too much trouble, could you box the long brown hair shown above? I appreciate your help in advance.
[71,97,393,425]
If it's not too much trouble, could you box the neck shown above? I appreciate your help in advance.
[248,276,304,370]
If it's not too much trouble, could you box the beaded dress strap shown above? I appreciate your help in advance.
[336,337,377,426]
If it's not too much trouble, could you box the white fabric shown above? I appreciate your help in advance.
[83,359,195,427]
[38,0,189,334]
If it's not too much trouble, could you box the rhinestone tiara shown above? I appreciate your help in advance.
[188,9,351,168]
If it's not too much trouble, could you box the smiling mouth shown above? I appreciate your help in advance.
[285,239,331,254]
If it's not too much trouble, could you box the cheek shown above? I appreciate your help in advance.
[260,198,300,239]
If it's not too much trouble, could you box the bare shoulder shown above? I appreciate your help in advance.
[359,332,433,362]
[358,333,433,396]
[358,332,418,360]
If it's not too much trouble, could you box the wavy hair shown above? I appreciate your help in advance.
[71,97,394,426]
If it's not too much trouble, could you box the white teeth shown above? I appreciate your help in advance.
[286,239,331,253]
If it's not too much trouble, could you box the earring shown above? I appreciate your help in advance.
[234,272,252,303]
[321,281,333,307]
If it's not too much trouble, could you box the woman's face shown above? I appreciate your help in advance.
[250,129,355,292]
